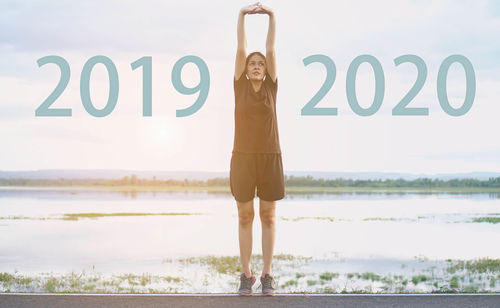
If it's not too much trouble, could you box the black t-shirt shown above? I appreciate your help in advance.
[233,71,281,154]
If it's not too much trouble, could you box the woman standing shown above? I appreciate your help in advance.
[231,2,285,296]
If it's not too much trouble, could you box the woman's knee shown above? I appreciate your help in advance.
[259,200,276,226]
[237,200,254,225]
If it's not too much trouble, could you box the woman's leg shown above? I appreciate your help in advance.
[259,199,276,276]
[237,199,255,277]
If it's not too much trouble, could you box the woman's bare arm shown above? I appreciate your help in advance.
[261,5,277,82]
[235,3,260,80]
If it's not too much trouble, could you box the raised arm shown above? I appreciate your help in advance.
[235,3,261,80]
[261,5,276,82]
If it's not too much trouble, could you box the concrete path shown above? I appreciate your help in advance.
[1,293,499,308]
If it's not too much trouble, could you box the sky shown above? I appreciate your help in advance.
[1,0,500,174]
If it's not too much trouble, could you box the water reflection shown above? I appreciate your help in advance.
[1,187,499,201]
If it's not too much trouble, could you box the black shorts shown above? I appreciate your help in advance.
[230,152,285,202]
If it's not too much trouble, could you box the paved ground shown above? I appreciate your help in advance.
[1,293,500,308]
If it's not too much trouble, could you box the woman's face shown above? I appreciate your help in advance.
[246,54,266,81]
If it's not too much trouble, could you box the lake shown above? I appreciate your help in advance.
[1,188,499,293]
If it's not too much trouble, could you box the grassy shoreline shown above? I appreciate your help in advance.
[2,185,500,193]
[1,257,499,293]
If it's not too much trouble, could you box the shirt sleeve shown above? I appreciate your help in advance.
[264,72,277,93]
[234,71,247,92]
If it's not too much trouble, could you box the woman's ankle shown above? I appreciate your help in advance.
[243,269,253,278]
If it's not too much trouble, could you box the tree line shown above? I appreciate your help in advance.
[1,175,500,188]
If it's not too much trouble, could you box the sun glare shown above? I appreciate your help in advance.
[149,119,174,146]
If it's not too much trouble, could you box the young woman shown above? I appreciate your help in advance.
[231,2,284,296]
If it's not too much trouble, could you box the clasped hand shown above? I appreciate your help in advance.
[241,2,273,15]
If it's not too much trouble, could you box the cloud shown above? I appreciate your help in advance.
[1,0,500,172]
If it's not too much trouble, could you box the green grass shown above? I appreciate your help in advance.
[0,271,184,293]
[0,273,15,284]
[412,275,429,285]
[0,272,34,287]
[44,277,60,292]
[322,287,336,293]
[179,256,241,275]
[62,212,202,220]
[462,285,479,293]
[361,272,381,281]
[447,258,500,274]
[490,277,497,287]
[319,272,339,281]
[2,263,500,293]
[296,273,305,279]
[281,280,298,287]
[472,217,500,224]
[2,257,500,293]
[175,254,311,275]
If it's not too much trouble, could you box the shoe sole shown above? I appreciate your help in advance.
[238,276,256,296]
[260,278,276,296]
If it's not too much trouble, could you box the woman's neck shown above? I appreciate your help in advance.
[250,79,263,92]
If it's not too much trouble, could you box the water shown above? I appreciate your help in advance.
[1,188,499,292]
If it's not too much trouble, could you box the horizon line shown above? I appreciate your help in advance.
[2,169,500,175]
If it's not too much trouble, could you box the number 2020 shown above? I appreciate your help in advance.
[301,54,475,117]
[35,55,209,118]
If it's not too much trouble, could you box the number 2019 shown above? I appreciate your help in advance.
[35,55,209,118]
[301,54,475,117]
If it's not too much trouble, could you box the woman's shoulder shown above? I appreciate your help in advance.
[234,72,249,91]
[234,71,247,82]
[264,72,277,92]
